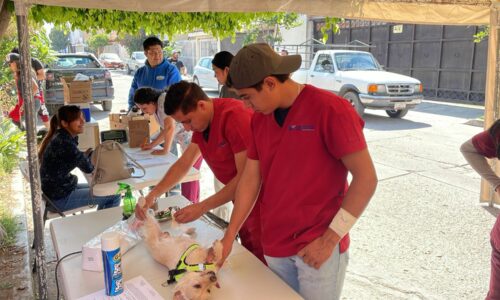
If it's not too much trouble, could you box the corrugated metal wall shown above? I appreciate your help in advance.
[314,19,488,104]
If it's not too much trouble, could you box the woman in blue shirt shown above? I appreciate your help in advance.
[38,105,120,211]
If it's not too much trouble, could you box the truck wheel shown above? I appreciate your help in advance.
[343,91,365,116]
[386,108,409,118]
[102,101,112,111]
[46,104,63,116]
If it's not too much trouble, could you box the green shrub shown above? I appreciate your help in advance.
[0,119,25,175]
[0,211,19,249]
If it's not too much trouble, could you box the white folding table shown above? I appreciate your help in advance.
[50,195,303,300]
[89,146,199,196]
[20,145,200,197]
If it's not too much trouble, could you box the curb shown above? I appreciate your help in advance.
[10,169,34,298]
[465,119,484,127]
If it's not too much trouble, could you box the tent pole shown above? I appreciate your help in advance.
[13,0,48,298]
[481,6,500,206]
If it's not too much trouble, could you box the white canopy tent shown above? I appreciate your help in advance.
[12,0,500,298]
[26,0,492,25]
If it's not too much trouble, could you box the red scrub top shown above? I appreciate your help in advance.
[192,98,265,262]
[192,98,253,184]
[247,84,367,257]
[472,130,500,250]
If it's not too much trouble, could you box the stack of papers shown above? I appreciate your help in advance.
[77,276,164,300]
[129,153,172,168]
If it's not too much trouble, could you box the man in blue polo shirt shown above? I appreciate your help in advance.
[128,36,181,110]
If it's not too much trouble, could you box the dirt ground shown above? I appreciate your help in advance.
[0,171,32,300]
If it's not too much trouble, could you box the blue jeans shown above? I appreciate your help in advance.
[265,245,348,300]
[54,184,121,211]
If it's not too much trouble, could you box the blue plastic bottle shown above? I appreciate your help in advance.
[101,232,123,296]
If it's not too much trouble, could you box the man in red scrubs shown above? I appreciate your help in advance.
[135,80,264,263]
[219,43,378,300]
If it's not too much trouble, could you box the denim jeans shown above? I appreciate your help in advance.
[265,245,348,300]
[54,184,121,211]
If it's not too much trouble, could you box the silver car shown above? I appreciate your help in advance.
[126,51,146,74]
[192,56,220,91]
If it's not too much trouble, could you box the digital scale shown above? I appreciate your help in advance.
[100,129,127,144]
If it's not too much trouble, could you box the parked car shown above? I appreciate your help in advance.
[292,50,423,118]
[192,56,220,91]
[98,53,124,69]
[44,53,115,113]
[126,51,146,74]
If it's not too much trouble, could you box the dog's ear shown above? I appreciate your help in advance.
[212,240,223,265]
[173,290,187,300]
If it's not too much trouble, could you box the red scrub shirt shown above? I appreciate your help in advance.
[247,84,367,257]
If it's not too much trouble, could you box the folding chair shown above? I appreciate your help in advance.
[20,163,90,272]
[32,193,89,273]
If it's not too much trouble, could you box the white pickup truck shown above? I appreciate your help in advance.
[292,50,423,118]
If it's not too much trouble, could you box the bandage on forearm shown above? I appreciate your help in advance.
[329,208,358,238]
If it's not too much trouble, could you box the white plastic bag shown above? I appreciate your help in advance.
[82,218,142,272]
[74,73,90,81]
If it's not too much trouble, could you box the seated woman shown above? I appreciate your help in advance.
[38,105,120,211]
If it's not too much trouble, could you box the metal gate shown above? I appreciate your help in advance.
[313,19,487,104]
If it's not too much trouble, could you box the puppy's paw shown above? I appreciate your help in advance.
[206,240,223,266]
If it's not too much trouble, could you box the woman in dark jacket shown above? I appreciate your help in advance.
[38,105,120,211]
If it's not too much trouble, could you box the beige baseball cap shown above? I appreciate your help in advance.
[229,43,301,89]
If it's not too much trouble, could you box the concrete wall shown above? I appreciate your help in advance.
[279,14,310,47]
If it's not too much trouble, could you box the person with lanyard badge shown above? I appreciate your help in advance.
[135,81,265,263]
[39,105,120,211]
[127,36,181,111]
[461,119,500,299]
[133,87,202,203]
[218,43,378,300]
[212,51,239,99]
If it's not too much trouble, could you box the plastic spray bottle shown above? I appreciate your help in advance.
[116,182,136,220]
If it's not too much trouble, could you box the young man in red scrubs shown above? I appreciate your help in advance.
[219,43,378,300]
[135,80,264,263]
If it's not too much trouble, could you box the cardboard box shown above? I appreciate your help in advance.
[61,77,92,103]
[109,113,159,138]
[109,113,145,130]
[128,119,150,148]
[78,121,100,150]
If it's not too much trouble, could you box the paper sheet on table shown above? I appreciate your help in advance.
[129,153,172,168]
[76,276,164,300]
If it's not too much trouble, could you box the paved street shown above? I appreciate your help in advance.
[88,70,491,299]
